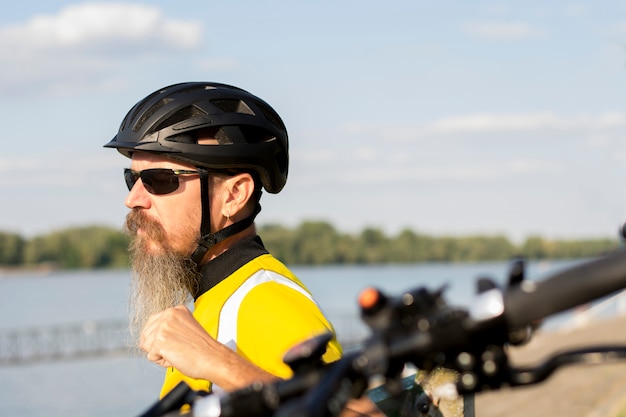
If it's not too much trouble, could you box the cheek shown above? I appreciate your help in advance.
[158,199,202,254]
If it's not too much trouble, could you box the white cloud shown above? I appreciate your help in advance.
[1,3,202,52]
[0,157,41,172]
[508,159,564,174]
[430,112,559,133]
[463,21,544,41]
[322,158,564,186]
[345,112,626,141]
[430,112,626,133]
[0,2,204,96]
[585,134,613,148]
[355,147,377,161]
[614,151,626,162]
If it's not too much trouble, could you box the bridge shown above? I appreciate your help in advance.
[0,313,365,365]
[0,319,130,365]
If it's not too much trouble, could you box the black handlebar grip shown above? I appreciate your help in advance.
[503,249,626,329]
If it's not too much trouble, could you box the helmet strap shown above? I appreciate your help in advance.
[190,169,262,266]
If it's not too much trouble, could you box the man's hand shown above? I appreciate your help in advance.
[140,305,276,390]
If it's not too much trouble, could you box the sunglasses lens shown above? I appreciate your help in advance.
[124,168,196,195]
[124,169,139,191]
[142,169,179,195]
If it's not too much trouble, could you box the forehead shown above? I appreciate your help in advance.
[130,152,195,170]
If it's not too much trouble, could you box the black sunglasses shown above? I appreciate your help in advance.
[124,168,201,195]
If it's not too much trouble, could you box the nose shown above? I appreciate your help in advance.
[125,179,152,209]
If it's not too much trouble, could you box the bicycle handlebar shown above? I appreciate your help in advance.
[137,249,626,417]
[503,250,626,328]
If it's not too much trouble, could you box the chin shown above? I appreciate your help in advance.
[136,236,165,255]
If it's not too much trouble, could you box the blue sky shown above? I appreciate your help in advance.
[2,1,626,243]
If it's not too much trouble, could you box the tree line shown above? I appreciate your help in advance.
[0,222,620,270]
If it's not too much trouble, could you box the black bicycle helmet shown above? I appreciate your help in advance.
[104,82,289,194]
[105,82,289,266]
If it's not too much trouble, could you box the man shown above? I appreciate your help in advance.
[105,82,382,415]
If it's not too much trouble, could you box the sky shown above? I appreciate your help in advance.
[2,1,626,243]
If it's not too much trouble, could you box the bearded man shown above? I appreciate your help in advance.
[105,82,383,417]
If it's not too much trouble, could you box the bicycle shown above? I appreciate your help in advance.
[135,248,626,417]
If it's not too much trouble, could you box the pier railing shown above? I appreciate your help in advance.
[0,320,129,365]
[0,313,366,365]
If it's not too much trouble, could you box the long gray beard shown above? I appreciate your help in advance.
[125,211,200,352]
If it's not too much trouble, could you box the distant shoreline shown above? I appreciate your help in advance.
[0,263,58,277]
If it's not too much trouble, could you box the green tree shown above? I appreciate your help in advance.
[0,232,26,265]
[22,226,129,269]
[258,223,296,264]
[521,236,551,259]
[355,228,389,264]
[389,229,433,263]
[292,221,340,264]
[455,236,515,261]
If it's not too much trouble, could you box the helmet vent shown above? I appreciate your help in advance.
[126,88,168,132]
[239,126,275,144]
[257,102,287,133]
[133,97,174,132]
[153,105,207,132]
[211,99,254,115]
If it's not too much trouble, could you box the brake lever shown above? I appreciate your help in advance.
[508,345,626,387]
[453,344,626,395]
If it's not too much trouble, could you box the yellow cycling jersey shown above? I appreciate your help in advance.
[160,236,342,397]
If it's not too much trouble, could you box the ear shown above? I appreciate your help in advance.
[223,173,256,218]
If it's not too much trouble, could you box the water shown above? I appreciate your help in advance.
[0,269,165,417]
[0,259,591,417]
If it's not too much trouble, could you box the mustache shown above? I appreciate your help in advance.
[124,209,167,242]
